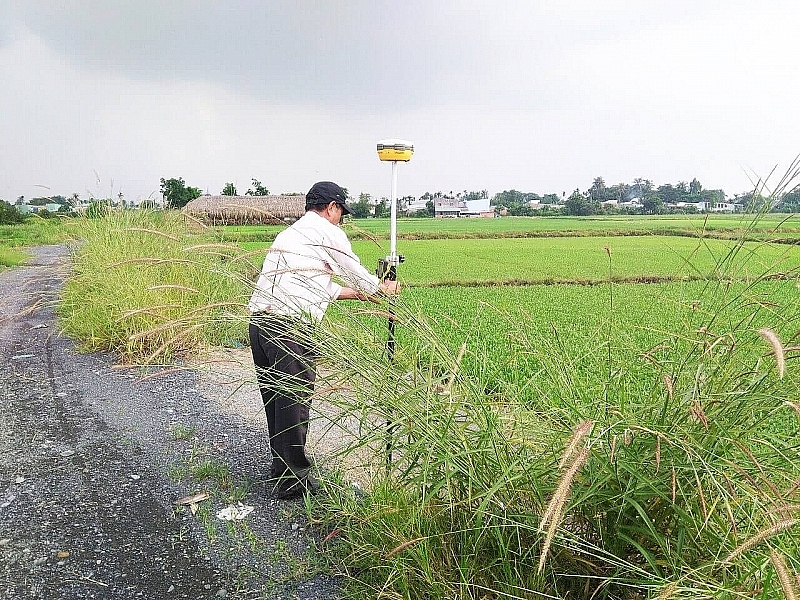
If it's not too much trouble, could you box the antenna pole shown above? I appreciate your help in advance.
[390,160,398,262]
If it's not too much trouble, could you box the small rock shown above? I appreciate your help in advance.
[60,450,75,457]
[204,584,211,590]
[14,476,25,484]
[0,539,10,546]
[291,523,299,531]
[216,590,228,597]
[167,585,175,593]
[129,474,141,480]
[33,557,47,566]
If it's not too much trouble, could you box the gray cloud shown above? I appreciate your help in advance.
[1,1,799,204]
[2,1,715,110]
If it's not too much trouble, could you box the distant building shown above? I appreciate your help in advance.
[711,202,737,213]
[434,198,494,218]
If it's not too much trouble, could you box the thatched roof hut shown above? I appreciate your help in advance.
[183,194,306,225]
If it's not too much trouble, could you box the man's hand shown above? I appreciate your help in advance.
[337,282,400,302]
[379,280,401,296]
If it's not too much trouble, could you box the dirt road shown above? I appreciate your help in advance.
[0,247,338,599]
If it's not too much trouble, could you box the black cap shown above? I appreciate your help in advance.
[305,181,352,215]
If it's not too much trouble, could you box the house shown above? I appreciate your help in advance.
[434,198,494,218]
[183,194,306,225]
[711,202,736,213]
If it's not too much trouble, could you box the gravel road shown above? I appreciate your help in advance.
[0,246,341,599]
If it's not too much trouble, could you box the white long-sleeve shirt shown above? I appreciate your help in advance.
[247,211,381,323]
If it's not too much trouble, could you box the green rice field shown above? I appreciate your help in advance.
[241,235,800,285]
[219,213,800,243]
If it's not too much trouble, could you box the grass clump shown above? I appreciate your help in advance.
[58,210,254,362]
[308,173,800,598]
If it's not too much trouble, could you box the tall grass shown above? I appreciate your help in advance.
[54,173,800,598]
[59,210,254,362]
[310,171,800,598]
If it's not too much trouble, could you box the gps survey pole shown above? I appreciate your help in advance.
[376,139,414,469]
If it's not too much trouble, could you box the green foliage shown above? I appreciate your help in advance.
[350,193,372,219]
[221,182,237,196]
[59,211,252,362]
[53,174,800,597]
[374,198,389,218]
[0,199,24,225]
[159,177,202,209]
[565,190,598,215]
[492,189,537,216]
[85,200,110,219]
[313,227,800,598]
[245,179,269,196]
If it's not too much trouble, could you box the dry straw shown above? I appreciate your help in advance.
[656,582,678,600]
[557,420,594,470]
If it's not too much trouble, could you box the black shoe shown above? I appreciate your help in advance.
[274,475,320,500]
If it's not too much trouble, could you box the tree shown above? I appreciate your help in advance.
[588,177,608,202]
[160,177,202,208]
[689,178,702,196]
[641,195,664,214]
[221,182,237,196]
[564,190,596,216]
[246,179,269,196]
[0,199,24,224]
[350,193,372,219]
[374,198,389,218]
[775,189,800,213]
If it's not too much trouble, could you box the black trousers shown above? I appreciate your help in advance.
[249,314,317,483]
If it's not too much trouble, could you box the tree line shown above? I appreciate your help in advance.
[5,174,799,221]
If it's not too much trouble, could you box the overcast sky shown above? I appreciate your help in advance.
[1,1,799,204]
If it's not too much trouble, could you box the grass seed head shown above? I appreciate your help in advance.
[758,327,786,379]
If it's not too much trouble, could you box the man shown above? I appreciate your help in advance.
[248,181,399,499]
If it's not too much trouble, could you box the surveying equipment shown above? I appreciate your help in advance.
[376,138,414,468]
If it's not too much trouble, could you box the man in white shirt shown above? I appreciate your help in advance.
[248,181,399,499]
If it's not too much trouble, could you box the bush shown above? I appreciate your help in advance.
[0,200,24,225]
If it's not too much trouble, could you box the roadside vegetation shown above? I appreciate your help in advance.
[47,178,800,598]
[0,211,76,269]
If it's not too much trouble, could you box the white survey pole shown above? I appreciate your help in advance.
[376,138,414,470]
[390,160,398,261]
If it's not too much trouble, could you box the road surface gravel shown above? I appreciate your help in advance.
[0,246,340,599]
